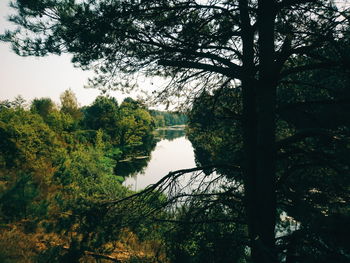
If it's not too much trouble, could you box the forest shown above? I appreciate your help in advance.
[150,110,187,128]
[1,0,350,263]
[0,92,190,262]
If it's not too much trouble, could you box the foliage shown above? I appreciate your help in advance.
[45,110,76,133]
[30,97,57,121]
[0,107,61,221]
[0,95,164,262]
[60,89,82,122]
[118,98,154,146]
[83,96,155,150]
[83,96,119,134]
[150,110,187,127]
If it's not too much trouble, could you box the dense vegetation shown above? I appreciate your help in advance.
[1,0,350,263]
[0,92,173,262]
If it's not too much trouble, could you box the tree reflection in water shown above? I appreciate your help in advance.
[116,128,186,178]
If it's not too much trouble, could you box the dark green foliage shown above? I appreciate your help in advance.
[83,96,119,135]
[187,88,243,180]
[82,96,155,150]
[274,65,350,263]
[30,97,56,120]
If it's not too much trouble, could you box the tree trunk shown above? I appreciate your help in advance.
[241,0,277,262]
[242,80,277,263]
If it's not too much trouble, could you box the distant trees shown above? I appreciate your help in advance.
[150,110,187,127]
[0,95,27,109]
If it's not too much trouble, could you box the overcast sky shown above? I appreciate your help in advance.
[0,0,139,106]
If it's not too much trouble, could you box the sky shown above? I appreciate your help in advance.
[0,0,141,107]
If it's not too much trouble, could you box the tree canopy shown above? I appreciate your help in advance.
[0,94,173,262]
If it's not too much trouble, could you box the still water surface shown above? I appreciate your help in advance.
[123,129,196,191]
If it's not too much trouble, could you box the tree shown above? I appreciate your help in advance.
[60,89,82,122]
[0,96,27,109]
[118,98,154,147]
[2,1,350,262]
[83,96,120,142]
[30,97,56,120]
[12,95,27,109]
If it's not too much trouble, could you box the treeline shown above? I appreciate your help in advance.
[150,110,187,127]
[0,91,169,262]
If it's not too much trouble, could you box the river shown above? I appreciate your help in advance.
[122,128,196,191]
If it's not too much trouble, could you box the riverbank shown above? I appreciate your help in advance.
[156,124,186,130]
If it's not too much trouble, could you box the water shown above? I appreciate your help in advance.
[123,129,196,191]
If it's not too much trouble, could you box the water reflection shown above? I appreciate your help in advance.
[122,128,196,191]
[154,128,186,141]
[115,134,157,177]
[117,128,187,178]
